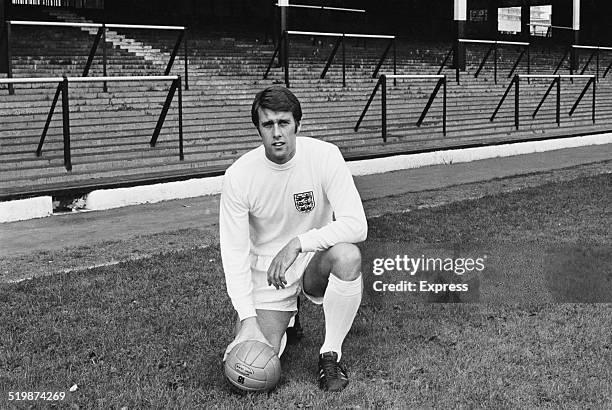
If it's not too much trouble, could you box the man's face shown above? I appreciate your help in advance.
[256,107,300,164]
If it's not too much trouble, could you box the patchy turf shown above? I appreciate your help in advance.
[0,173,610,408]
[1,160,609,283]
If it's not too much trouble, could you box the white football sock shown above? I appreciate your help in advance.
[319,273,362,361]
[278,332,287,358]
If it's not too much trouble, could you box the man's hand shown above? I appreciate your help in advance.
[267,237,302,289]
[224,317,273,361]
[234,317,272,347]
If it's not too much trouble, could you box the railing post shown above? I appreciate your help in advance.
[554,48,568,76]
[393,38,397,86]
[491,75,515,122]
[438,46,453,75]
[580,50,595,76]
[372,39,392,79]
[342,34,346,87]
[592,77,596,123]
[527,45,530,84]
[321,35,342,81]
[475,44,493,79]
[570,45,577,73]
[151,78,178,147]
[417,77,444,128]
[556,76,560,125]
[6,21,13,95]
[184,29,189,90]
[570,76,596,118]
[604,59,612,78]
[596,48,599,82]
[381,74,387,142]
[354,76,382,132]
[514,76,519,130]
[83,26,103,77]
[263,38,282,79]
[102,23,107,92]
[166,30,182,75]
[283,31,289,88]
[494,42,498,85]
[38,81,63,157]
[456,58,459,84]
[177,76,184,160]
[61,76,72,171]
[442,76,447,136]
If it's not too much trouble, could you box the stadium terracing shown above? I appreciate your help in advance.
[1,1,611,204]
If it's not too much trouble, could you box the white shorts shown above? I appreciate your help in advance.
[250,251,323,312]
[223,252,323,362]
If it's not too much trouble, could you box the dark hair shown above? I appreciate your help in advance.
[251,85,302,131]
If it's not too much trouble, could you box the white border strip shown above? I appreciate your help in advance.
[1,134,611,219]
[0,196,52,223]
[85,176,225,211]
[347,134,612,176]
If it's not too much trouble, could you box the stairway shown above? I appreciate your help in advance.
[46,9,172,68]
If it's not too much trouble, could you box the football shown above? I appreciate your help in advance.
[224,340,281,392]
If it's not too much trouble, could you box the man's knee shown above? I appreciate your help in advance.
[327,243,361,281]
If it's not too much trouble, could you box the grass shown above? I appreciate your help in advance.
[0,173,611,409]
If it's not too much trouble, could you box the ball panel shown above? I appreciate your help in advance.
[239,341,267,366]
[225,366,269,391]
[249,346,277,368]
[264,357,281,386]
[224,340,281,392]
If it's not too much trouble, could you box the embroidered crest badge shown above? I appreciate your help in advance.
[293,191,315,213]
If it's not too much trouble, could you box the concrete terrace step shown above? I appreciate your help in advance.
[2,24,612,197]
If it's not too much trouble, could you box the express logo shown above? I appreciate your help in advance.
[235,363,254,376]
[294,191,315,213]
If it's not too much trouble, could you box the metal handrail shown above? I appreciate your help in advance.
[459,39,529,46]
[278,4,366,13]
[571,44,612,81]
[10,20,186,30]
[439,39,530,84]
[490,74,596,130]
[461,39,530,85]
[286,30,394,39]
[264,30,396,88]
[354,74,447,142]
[0,75,184,171]
[3,20,189,95]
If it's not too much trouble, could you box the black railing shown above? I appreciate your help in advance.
[4,20,188,94]
[572,45,612,81]
[0,75,184,171]
[264,30,396,88]
[553,47,572,76]
[439,39,530,85]
[354,74,447,142]
[490,74,596,130]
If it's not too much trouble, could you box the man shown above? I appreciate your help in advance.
[220,85,367,392]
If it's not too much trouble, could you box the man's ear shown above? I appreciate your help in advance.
[295,122,301,134]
